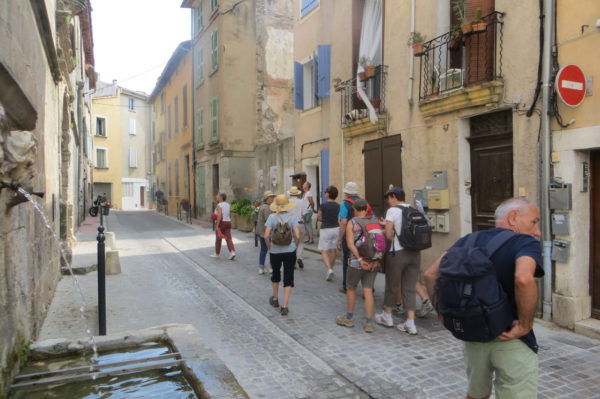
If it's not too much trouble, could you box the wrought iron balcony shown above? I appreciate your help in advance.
[338,65,387,126]
[418,12,504,100]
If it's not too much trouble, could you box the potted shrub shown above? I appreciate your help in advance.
[332,77,343,91]
[429,72,439,96]
[231,198,254,232]
[472,8,487,32]
[407,31,426,56]
[360,56,376,78]
[453,0,472,35]
[449,25,462,49]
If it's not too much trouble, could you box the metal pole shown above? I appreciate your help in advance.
[540,0,554,321]
[97,208,106,335]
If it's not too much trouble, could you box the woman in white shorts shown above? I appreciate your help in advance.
[317,186,340,281]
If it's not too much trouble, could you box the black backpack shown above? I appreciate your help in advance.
[397,205,432,251]
[435,230,516,342]
[271,214,293,246]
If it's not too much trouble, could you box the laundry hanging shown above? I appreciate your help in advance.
[357,0,383,124]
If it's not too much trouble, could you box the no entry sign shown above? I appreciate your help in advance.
[556,64,586,107]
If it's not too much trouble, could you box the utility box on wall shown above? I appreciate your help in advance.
[549,184,572,210]
[552,240,571,263]
[427,189,449,209]
[436,212,450,233]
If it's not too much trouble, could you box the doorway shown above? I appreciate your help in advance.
[140,186,145,207]
[468,110,513,231]
[591,150,600,319]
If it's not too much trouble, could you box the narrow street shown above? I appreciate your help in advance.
[40,211,600,399]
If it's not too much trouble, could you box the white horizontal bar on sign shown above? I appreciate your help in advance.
[562,80,584,90]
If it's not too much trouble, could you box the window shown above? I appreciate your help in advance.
[129,118,136,135]
[174,96,179,133]
[197,2,203,31]
[128,97,135,111]
[168,164,172,196]
[210,97,218,141]
[122,182,134,197]
[197,108,203,147]
[210,0,218,12]
[168,105,172,138]
[211,29,218,71]
[175,158,180,197]
[95,116,107,136]
[95,147,108,168]
[160,92,165,114]
[301,0,319,17]
[182,86,188,128]
[197,47,204,84]
[129,147,137,168]
[294,45,330,111]
[151,121,156,141]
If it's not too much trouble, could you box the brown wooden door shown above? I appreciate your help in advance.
[140,187,145,207]
[363,135,402,217]
[468,110,513,231]
[591,150,600,319]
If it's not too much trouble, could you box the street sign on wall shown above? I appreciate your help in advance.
[556,64,586,107]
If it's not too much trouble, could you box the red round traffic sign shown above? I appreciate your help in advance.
[555,64,586,107]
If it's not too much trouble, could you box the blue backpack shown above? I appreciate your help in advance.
[435,230,516,342]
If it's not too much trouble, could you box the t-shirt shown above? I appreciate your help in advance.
[338,195,360,219]
[289,197,305,220]
[450,227,544,353]
[264,212,299,254]
[303,190,314,213]
[218,202,231,222]
[385,204,410,251]
[320,201,340,228]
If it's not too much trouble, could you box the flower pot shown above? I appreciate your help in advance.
[230,213,238,229]
[472,21,487,32]
[358,72,367,81]
[412,42,425,56]
[334,83,343,92]
[429,87,439,96]
[102,207,110,216]
[364,65,376,78]
[461,21,472,35]
[237,214,254,232]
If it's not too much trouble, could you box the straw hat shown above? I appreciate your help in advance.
[270,194,297,212]
[263,190,275,200]
[343,182,359,195]
[288,186,303,197]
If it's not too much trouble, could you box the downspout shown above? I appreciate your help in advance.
[540,0,554,321]
[190,14,197,218]
[77,81,84,225]
[407,0,416,105]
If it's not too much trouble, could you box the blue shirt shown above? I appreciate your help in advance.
[265,212,299,254]
[338,195,360,219]
[451,228,544,353]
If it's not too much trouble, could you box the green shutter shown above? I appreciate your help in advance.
[211,29,218,70]
[197,3,203,30]
[197,165,206,209]
[210,97,218,141]
[197,108,203,146]
[198,47,203,83]
[211,0,217,12]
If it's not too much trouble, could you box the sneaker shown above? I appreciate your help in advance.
[280,307,289,316]
[258,267,265,275]
[339,287,347,294]
[335,315,355,328]
[228,252,236,260]
[364,323,374,333]
[268,266,273,274]
[297,259,304,269]
[326,269,334,281]
[416,299,434,318]
[210,253,220,258]
[374,312,394,328]
[269,296,279,308]
[397,321,418,335]
[392,304,406,316]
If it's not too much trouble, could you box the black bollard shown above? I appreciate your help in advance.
[97,214,106,336]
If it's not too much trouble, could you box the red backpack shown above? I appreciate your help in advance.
[344,197,373,218]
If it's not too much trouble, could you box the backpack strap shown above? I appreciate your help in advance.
[352,218,365,244]
[485,230,517,256]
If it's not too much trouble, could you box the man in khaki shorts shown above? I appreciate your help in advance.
[425,198,544,398]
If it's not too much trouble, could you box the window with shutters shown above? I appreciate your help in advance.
[211,29,218,71]
[160,92,165,114]
[128,97,135,111]
[168,105,172,138]
[210,0,218,12]
[197,108,204,147]
[210,97,218,142]
[95,147,108,168]
[294,45,330,111]
[129,118,136,135]
[182,86,188,128]
[129,147,138,168]
[301,0,319,17]
[197,2,203,31]
[197,47,204,84]
[95,116,107,137]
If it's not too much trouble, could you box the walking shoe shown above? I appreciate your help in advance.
[280,307,289,316]
[364,323,374,333]
[258,267,265,275]
[210,253,220,258]
[326,269,334,281]
[269,296,279,308]
[416,299,434,318]
[392,304,406,316]
[268,266,273,274]
[228,252,236,260]
[297,259,304,269]
[335,315,355,328]
[374,312,394,328]
[339,287,347,294]
[397,321,418,335]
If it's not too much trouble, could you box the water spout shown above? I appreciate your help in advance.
[1,179,45,210]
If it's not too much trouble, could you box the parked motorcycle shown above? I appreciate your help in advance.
[88,195,103,217]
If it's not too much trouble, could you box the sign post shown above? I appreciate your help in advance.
[555,64,586,107]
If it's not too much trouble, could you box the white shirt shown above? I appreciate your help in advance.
[303,190,314,213]
[289,197,304,220]
[218,201,231,222]
[385,204,410,251]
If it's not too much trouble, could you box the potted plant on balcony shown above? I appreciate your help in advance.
[407,31,426,56]
[453,0,472,35]
[449,25,462,49]
[429,71,439,96]
[472,8,487,32]
[332,77,343,91]
[361,56,376,78]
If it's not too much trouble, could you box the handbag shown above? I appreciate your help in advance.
[211,212,218,221]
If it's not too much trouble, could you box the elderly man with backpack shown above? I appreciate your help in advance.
[264,194,301,316]
[424,197,543,399]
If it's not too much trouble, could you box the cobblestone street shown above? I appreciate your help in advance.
[40,211,600,399]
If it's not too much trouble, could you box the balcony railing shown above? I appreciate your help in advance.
[338,65,387,126]
[418,11,504,100]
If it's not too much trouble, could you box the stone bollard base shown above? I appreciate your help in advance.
[105,249,121,275]
[105,231,116,249]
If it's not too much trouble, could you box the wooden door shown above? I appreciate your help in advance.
[363,134,402,218]
[140,187,145,207]
[591,151,600,319]
[468,110,513,231]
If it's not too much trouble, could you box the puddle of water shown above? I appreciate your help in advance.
[9,344,197,398]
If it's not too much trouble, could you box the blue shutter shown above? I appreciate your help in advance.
[294,62,303,110]
[312,53,318,105]
[301,0,319,16]
[320,150,329,204]
[317,45,330,98]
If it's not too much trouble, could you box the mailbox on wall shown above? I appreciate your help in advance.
[549,183,572,210]
[427,189,449,209]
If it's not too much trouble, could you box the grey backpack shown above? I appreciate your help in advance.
[271,214,292,245]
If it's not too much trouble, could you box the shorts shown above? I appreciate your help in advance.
[464,339,538,398]
[318,227,338,251]
[346,267,377,290]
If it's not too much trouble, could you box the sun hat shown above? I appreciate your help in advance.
[343,182,359,195]
[288,186,303,197]
[270,194,297,212]
[263,190,275,200]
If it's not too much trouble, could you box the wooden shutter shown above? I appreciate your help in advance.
[294,62,304,109]
[317,45,330,99]
[210,97,218,140]
[197,108,203,146]
[211,29,218,70]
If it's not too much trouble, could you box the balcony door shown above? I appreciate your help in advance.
[591,150,600,319]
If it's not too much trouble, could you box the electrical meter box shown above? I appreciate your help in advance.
[551,240,570,263]
[426,170,448,190]
[413,189,429,208]
[427,189,449,209]
[551,213,570,236]
[436,213,450,233]
[549,184,572,210]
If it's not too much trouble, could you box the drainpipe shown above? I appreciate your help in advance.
[77,81,84,225]
[540,0,554,321]
[407,0,416,105]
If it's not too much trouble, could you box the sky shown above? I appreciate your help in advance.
[90,0,191,94]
